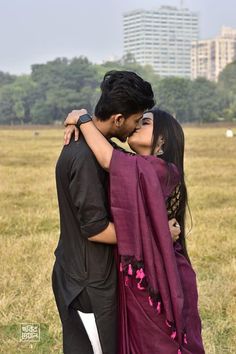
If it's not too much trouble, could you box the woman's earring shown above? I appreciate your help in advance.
[156,149,164,156]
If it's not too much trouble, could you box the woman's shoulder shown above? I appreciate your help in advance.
[142,155,179,175]
[141,156,180,196]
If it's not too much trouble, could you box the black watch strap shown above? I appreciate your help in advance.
[75,113,92,128]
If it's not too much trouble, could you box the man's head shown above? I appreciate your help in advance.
[94,70,155,142]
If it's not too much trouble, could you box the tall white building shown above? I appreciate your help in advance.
[123,6,199,78]
[191,27,236,81]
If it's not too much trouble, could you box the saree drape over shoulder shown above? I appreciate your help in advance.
[109,150,205,354]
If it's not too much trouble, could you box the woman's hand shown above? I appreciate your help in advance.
[64,125,79,145]
[63,109,87,145]
[64,109,87,126]
[168,218,181,243]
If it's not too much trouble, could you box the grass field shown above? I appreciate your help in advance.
[0,126,236,353]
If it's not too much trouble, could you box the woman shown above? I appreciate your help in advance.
[64,108,205,354]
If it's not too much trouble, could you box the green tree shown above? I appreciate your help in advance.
[154,77,192,122]
[0,71,16,86]
[218,61,236,94]
[218,61,236,121]
[190,78,225,123]
[1,55,234,125]
[30,57,99,122]
[0,76,36,124]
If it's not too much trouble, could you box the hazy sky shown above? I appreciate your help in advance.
[0,0,235,74]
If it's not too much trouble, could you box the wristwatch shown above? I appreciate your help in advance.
[75,113,92,128]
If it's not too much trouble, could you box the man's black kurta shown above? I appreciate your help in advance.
[52,136,117,354]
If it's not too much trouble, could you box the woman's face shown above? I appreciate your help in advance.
[127,112,154,155]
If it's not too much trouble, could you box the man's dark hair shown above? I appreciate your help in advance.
[94,70,155,120]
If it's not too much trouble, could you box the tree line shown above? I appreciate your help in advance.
[0,55,236,125]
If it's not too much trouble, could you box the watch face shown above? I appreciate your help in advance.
[77,113,92,127]
[81,114,91,123]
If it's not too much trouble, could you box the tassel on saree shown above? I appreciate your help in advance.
[148,296,153,307]
[128,263,133,275]
[171,331,177,340]
[157,301,161,314]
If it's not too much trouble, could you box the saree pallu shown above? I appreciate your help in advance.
[110,150,205,354]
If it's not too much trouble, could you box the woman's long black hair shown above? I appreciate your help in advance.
[149,107,191,263]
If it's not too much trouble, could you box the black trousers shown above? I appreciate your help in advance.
[62,305,94,354]
[52,261,117,354]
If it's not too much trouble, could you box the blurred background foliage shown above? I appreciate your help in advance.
[0,55,236,125]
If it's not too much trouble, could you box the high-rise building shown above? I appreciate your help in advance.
[191,27,236,81]
[123,6,199,78]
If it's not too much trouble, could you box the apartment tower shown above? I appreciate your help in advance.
[191,27,236,81]
[123,6,199,78]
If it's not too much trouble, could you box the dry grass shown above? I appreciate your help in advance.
[0,127,235,353]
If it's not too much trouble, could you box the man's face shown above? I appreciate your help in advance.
[114,112,144,142]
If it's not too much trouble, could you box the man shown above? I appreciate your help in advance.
[52,70,180,354]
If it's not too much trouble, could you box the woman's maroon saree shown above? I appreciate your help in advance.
[109,150,205,354]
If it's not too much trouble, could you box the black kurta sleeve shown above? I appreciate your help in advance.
[69,150,109,239]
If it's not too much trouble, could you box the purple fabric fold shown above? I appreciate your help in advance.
[110,150,184,347]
